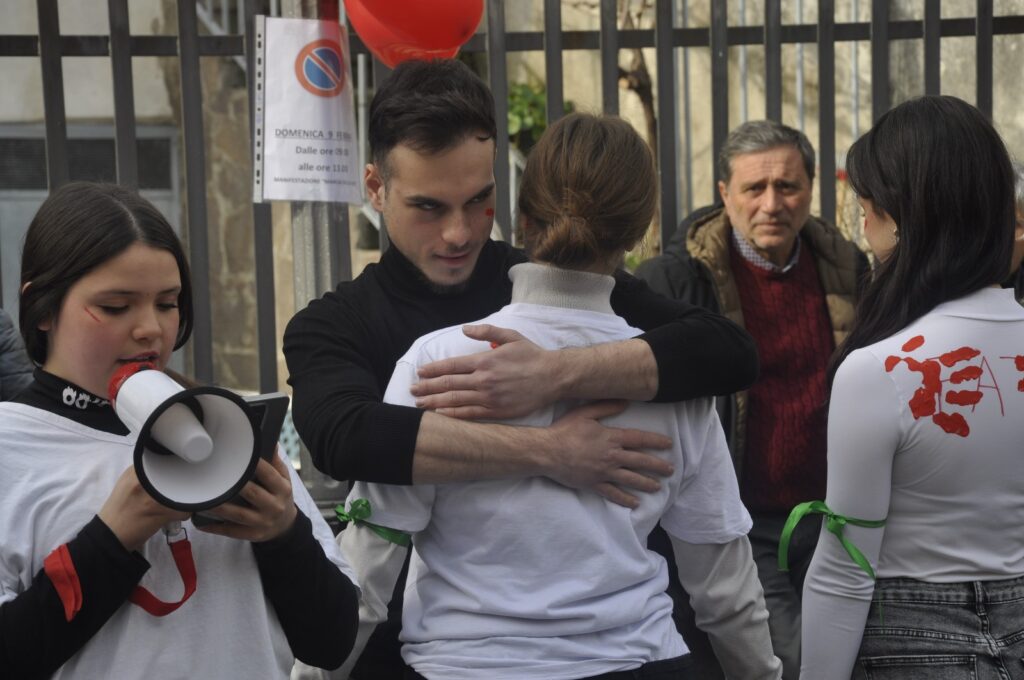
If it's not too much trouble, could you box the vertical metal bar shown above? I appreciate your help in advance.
[681,0,692,215]
[543,0,564,124]
[818,0,836,224]
[923,0,941,95]
[245,0,278,392]
[108,0,139,189]
[764,0,782,122]
[488,0,512,243]
[655,0,677,242]
[284,0,350,326]
[371,58,391,251]
[739,0,748,123]
[357,53,368,178]
[851,0,860,140]
[37,0,69,189]
[870,0,889,122]
[796,0,805,130]
[710,0,729,190]
[599,0,619,115]
[177,0,214,383]
[976,0,993,117]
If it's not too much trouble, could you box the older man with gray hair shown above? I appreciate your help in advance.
[637,119,866,679]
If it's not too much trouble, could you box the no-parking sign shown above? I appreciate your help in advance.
[253,17,360,203]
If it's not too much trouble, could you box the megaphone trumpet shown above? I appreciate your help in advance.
[108,363,260,512]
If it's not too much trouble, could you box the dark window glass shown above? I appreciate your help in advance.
[0,137,173,190]
[0,139,47,189]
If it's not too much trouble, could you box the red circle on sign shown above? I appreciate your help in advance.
[294,39,346,97]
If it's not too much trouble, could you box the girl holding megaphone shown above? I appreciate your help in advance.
[0,182,358,678]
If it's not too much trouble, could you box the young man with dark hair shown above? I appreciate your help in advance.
[284,59,759,676]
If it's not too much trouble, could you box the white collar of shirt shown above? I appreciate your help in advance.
[508,262,616,314]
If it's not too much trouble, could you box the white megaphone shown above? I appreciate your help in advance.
[108,363,260,512]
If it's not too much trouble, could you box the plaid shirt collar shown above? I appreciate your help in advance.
[730,227,801,273]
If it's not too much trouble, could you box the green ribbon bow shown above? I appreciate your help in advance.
[778,500,886,579]
[335,498,412,547]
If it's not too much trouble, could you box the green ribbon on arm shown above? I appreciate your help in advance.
[778,500,886,579]
[335,498,412,547]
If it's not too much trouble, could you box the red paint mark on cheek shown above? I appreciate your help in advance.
[1015,355,1024,371]
[1018,379,1024,393]
[83,306,101,323]
[902,335,925,352]
[485,208,494,217]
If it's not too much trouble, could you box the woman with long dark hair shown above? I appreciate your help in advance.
[791,96,1024,678]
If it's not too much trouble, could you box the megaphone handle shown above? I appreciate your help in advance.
[163,521,183,537]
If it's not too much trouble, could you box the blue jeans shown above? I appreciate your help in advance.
[853,574,1024,680]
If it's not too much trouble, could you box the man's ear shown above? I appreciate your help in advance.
[717,180,729,205]
[365,164,386,212]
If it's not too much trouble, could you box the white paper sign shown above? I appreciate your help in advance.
[253,17,361,203]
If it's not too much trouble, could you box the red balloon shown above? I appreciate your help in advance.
[345,0,481,68]
[363,0,484,51]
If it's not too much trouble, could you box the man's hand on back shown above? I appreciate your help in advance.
[540,400,673,509]
[411,324,563,420]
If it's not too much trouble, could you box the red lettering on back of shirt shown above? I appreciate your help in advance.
[886,336,996,437]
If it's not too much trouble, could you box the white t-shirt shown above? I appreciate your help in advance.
[0,402,356,679]
[349,264,752,680]
[801,287,1024,678]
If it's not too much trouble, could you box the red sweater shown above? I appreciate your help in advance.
[730,242,832,513]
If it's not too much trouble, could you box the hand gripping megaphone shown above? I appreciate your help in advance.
[108,363,260,512]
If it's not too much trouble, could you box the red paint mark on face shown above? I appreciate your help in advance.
[902,335,925,352]
[884,356,901,372]
[946,389,983,406]
[485,208,494,217]
[83,306,101,323]
[1019,379,1024,393]
[1015,355,1024,371]
[932,411,970,437]
[489,341,499,349]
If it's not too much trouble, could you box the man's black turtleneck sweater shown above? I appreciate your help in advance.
[283,239,758,484]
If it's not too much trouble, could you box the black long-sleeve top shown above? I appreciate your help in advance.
[283,240,759,484]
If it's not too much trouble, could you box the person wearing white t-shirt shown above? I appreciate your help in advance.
[788,96,1024,679]
[0,182,359,678]
[334,113,781,680]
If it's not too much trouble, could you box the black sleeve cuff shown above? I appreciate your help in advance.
[252,510,359,670]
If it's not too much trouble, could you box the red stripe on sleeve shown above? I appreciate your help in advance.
[43,544,83,622]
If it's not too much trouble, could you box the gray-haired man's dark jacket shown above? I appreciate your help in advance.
[1,308,34,400]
